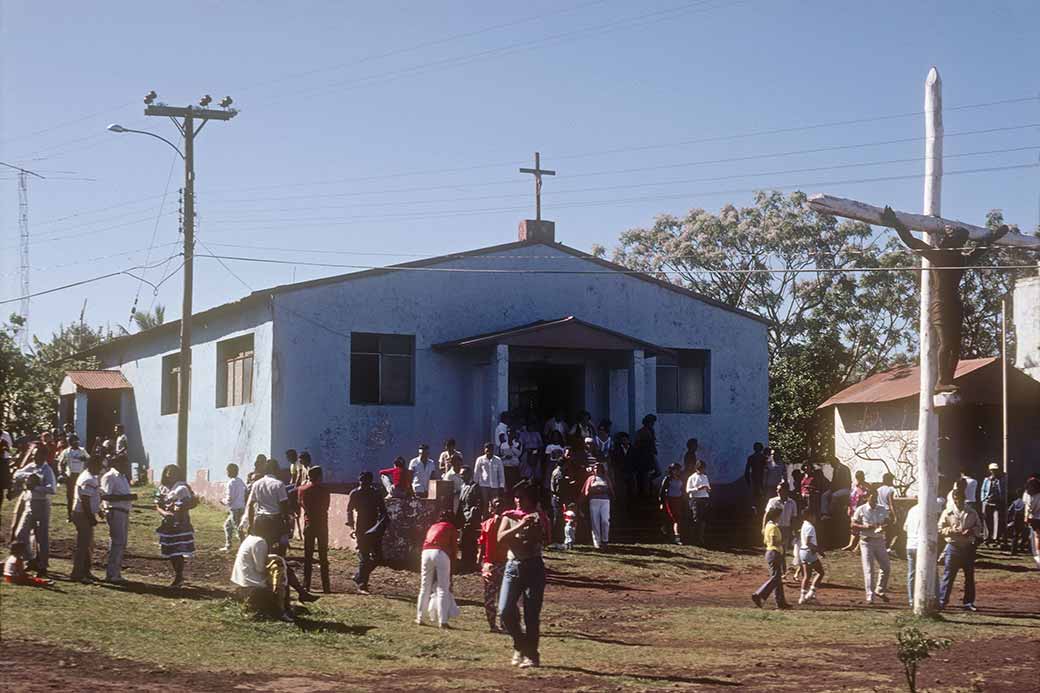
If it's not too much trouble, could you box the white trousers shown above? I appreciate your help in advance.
[589,498,611,548]
[417,549,453,625]
[860,538,890,598]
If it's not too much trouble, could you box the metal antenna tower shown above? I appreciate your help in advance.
[1,161,44,348]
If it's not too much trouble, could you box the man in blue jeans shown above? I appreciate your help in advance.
[497,482,551,669]
[903,498,940,606]
[938,487,984,611]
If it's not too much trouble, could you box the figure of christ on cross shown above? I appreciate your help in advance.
[519,152,555,222]
[879,205,1009,393]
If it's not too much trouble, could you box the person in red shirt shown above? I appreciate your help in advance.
[378,457,412,499]
[297,466,331,593]
[415,511,459,628]
[478,497,506,631]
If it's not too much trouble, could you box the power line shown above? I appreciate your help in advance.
[198,162,1040,229]
[0,101,136,146]
[198,252,1039,276]
[0,256,180,306]
[128,156,180,329]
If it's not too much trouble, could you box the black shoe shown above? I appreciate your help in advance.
[751,593,763,608]
[298,592,320,603]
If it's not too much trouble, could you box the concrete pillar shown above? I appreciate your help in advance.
[491,344,509,440]
[628,349,646,435]
[74,391,88,442]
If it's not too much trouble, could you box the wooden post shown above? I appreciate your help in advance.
[913,66,942,617]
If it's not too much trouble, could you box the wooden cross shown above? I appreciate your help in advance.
[519,151,555,221]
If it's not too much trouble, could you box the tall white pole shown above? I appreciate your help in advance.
[1001,296,1008,475]
[914,66,942,617]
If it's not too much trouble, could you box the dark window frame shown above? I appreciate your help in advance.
[656,349,710,414]
[161,353,190,416]
[350,332,415,406]
[216,334,255,408]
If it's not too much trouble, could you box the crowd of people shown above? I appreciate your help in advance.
[3,414,1040,669]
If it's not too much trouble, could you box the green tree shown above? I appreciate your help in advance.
[132,303,165,332]
[611,191,919,461]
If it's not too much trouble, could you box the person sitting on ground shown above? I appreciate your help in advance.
[659,464,685,545]
[231,525,318,623]
[416,511,460,629]
[379,456,413,499]
[4,541,54,586]
[798,505,825,605]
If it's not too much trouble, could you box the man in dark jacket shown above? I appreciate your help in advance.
[346,471,387,595]
[631,415,658,499]
[458,467,483,572]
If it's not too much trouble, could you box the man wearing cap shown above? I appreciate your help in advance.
[979,463,1006,546]
[409,444,439,498]
[57,435,90,522]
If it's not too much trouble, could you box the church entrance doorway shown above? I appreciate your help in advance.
[508,363,584,429]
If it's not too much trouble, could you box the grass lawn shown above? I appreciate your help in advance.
[2,489,1037,692]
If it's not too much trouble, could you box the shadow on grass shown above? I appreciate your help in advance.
[550,630,647,647]
[294,617,375,635]
[544,568,651,592]
[547,665,741,687]
[97,579,231,601]
[975,560,1035,573]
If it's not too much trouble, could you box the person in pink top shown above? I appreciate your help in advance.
[415,512,460,628]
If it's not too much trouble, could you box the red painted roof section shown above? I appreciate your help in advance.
[65,370,132,391]
[818,358,996,407]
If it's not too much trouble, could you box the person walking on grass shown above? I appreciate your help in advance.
[219,463,247,553]
[939,486,984,611]
[100,456,137,585]
[581,461,614,550]
[155,464,197,588]
[479,497,507,632]
[346,471,388,594]
[764,482,797,564]
[70,456,103,583]
[659,464,685,545]
[498,481,551,668]
[841,470,871,552]
[416,511,460,628]
[12,446,56,579]
[1023,476,1040,569]
[851,487,890,605]
[686,460,711,547]
[798,505,824,605]
[298,466,331,594]
[751,506,791,610]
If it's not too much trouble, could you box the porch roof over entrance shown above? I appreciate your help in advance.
[62,370,132,392]
[433,316,672,356]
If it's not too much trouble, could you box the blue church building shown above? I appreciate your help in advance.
[69,220,769,497]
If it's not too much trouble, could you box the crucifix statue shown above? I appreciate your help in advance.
[880,206,1009,393]
[519,151,555,221]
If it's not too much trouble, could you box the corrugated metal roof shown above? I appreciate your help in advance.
[818,358,996,408]
[65,370,132,391]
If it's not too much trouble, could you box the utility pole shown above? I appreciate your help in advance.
[130,91,238,476]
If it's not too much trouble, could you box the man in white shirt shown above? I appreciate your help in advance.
[13,446,57,577]
[764,483,797,559]
[409,444,439,498]
[220,462,248,552]
[57,435,90,521]
[903,499,941,607]
[244,459,290,549]
[232,530,293,622]
[938,487,984,611]
[100,457,137,584]
[70,458,103,583]
[960,469,979,511]
[686,461,712,546]
[473,442,505,510]
[499,430,523,491]
[851,487,891,604]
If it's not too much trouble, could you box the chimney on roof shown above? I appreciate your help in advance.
[518,219,555,243]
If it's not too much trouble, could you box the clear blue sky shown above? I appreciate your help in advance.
[2,0,1037,343]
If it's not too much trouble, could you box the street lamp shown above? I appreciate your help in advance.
[107,123,184,159]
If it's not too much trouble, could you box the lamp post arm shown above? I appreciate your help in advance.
[119,128,185,159]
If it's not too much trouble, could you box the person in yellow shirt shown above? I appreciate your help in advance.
[751,507,792,609]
